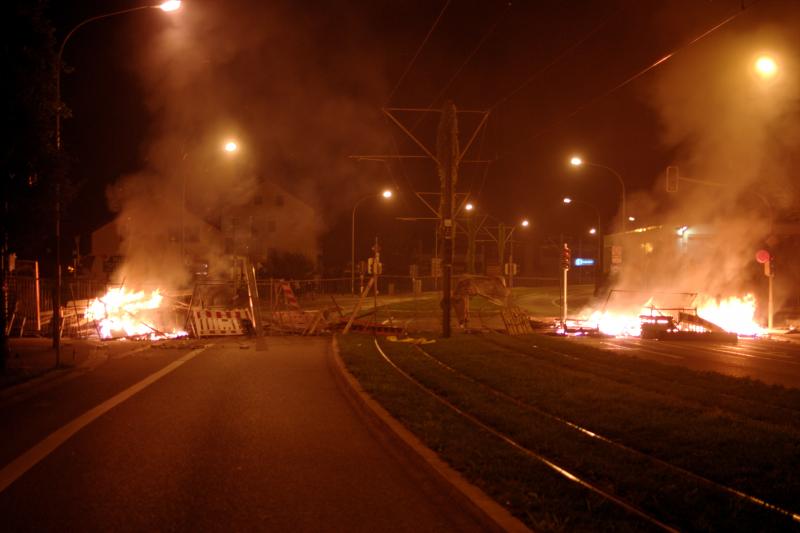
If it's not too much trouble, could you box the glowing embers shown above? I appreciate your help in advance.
[85,287,187,340]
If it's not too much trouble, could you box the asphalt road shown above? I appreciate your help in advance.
[576,336,800,388]
[0,337,490,532]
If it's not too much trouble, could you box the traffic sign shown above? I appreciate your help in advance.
[574,258,595,267]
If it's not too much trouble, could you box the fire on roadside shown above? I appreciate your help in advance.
[84,287,188,340]
[574,293,765,338]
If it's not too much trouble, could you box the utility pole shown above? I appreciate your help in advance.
[561,243,570,331]
[350,103,490,339]
[437,101,458,337]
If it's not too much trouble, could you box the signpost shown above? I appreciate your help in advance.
[756,249,773,330]
[561,243,570,330]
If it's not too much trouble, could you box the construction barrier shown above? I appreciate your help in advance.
[191,308,253,337]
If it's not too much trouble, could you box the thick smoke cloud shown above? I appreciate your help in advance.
[104,0,391,287]
[607,19,800,313]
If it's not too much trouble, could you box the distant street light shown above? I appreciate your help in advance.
[628,216,636,222]
[52,2,181,362]
[465,202,474,211]
[569,156,627,232]
[224,140,239,153]
[754,55,778,79]
[159,0,182,11]
[351,190,393,294]
[506,218,529,288]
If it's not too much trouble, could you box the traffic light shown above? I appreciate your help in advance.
[561,244,571,270]
[666,166,679,193]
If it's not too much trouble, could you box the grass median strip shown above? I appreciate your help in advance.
[337,333,800,531]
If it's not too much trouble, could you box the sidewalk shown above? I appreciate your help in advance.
[1,337,149,390]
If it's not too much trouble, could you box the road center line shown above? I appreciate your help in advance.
[0,346,208,494]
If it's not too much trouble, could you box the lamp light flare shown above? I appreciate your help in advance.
[563,197,572,204]
[628,216,636,222]
[382,189,393,199]
[158,0,181,12]
[754,55,778,79]
[521,219,530,227]
[224,141,238,153]
[589,227,597,235]
[569,156,583,166]
[465,202,474,211]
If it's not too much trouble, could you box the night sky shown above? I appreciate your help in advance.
[45,0,800,272]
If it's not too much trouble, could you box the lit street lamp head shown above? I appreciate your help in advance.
[569,156,583,167]
[521,219,530,227]
[224,140,239,153]
[754,55,778,79]
[158,0,182,11]
[589,227,597,235]
[563,197,572,204]
[465,202,474,211]
[382,189,393,199]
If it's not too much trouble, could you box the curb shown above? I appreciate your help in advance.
[330,337,531,533]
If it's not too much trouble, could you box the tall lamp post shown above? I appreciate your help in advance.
[563,197,602,294]
[506,219,529,289]
[569,156,627,232]
[351,189,393,295]
[53,1,181,361]
[181,138,239,262]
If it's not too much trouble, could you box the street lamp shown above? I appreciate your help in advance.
[505,218,529,289]
[181,139,240,262]
[569,155,627,232]
[53,2,181,361]
[351,189,393,295]
[562,196,602,294]
[754,55,778,79]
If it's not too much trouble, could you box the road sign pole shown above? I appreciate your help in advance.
[562,267,568,330]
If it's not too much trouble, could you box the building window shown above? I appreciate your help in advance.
[275,194,284,207]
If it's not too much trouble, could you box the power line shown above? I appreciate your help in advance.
[488,15,612,112]
[496,1,762,160]
[385,0,452,106]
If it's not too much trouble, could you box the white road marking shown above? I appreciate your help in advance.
[0,346,208,494]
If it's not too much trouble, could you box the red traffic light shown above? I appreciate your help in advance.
[755,249,770,264]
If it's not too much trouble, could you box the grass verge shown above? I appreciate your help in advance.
[336,332,800,532]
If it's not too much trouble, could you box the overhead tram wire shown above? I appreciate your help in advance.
[381,0,506,202]
[375,0,452,200]
[487,14,613,113]
[385,0,452,107]
[467,12,613,200]
[496,0,764,160]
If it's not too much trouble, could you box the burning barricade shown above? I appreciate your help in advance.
[562,290,764,342]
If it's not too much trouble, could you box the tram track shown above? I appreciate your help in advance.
[408,342,800,525]
[365,335,800,530]
[483,333,800,423]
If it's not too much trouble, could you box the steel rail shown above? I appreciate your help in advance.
[371,338,679,532]
[411,342,800,524]
[489,335,800,418]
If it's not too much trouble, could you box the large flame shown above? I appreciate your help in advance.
[579,293,764,337]
[695,293,764,336]
[85,288,187,340]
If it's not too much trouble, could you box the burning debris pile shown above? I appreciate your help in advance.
[84,287,188,340]
[567,291,763,340]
